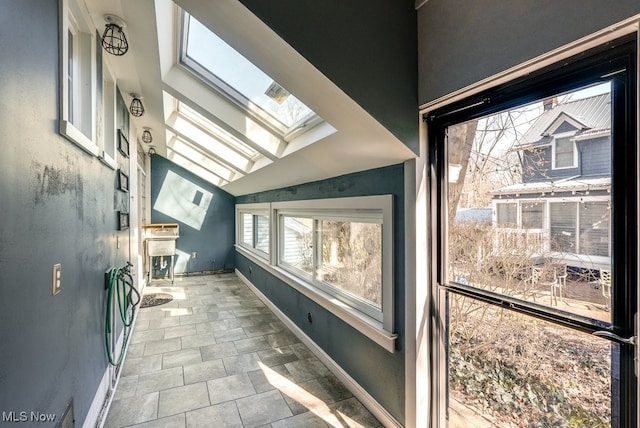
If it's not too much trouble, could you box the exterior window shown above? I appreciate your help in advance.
[496,203,517,227]
[60,0,97,155]
[521,202,543,229]
[578,201,610,257]
[318,220,382,307]
[241,213,253,246]
[236,204,270,257]
[237,196,394,346]
[255,215,269,253]
[549,202,576,253]
[281,216,313,276]
[553,136,576,168]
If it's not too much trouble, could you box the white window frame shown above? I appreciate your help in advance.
[235,195,396,352]
[59,0,98,156]
[100,61,117,168]
[236,203,270,260]
[551,131,578,169]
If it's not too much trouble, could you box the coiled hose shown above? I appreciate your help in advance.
[105,262,141,366]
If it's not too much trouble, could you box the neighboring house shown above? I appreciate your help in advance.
[492,93,612,270]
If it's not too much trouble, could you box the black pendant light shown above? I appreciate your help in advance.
[141,128,153,144]
[129,94,144,117]
[102,15,128,56]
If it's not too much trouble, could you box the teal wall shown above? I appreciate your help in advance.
[239,0,419,155]
[150,155,236,273]
[418,0,640,105]
[0,1,131,424]
[236,163,406,423]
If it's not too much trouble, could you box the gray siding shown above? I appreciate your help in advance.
[418,0,640,105]
[0,1,130,424]
[523,137,611,183]
[236,164,406,423]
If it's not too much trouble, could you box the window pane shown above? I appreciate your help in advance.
[550,203,576,253]
[448,297,612,427]
[318,220,382,307]
[522,202,543,229]
[555,137,574,168]
[447,82,612,322]
[579,202,610,257]
[256,214,269,253]
[496,203,517,227]
[241,213,253,246]
[281,216,313,275]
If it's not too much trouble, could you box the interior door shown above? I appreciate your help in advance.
[428,35,637,427]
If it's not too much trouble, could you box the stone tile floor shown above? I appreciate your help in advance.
[104,273,383,428]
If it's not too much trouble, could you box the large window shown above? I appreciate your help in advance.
[428,35,636,427]
[235,195,395,351]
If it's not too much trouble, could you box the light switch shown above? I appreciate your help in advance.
[52,264,62,295]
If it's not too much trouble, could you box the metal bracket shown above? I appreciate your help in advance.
[593,313,638,376]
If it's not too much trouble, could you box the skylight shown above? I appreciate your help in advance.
[182,13,317,133]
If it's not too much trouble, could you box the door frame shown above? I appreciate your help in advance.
[417,18,640,428]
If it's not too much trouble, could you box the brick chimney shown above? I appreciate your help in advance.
[543,97,558,111]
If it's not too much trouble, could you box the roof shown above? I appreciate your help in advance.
[492,176,610,195]
[519,92,611,148]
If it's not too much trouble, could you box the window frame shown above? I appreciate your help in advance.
[552,131,578,169]
[236,203,270,260]
[427,34,637,427]
[235,195,396,352]
[59,0,98,156]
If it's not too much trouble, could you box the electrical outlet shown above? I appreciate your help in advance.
[52,264,62,295]
[192,252,197,259]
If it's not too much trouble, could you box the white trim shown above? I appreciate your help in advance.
[551,131,578,170]
[236,203,271,260]
[236,245,397,352]
[419,17,640,114]
[272,195,394,331]
[60,120,100,157]
[236,268,402,428]
[83,364,111,428]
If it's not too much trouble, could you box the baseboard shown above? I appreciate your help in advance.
[235,269,403,428]
[83,364,112,428]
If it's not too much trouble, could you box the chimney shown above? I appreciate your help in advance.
[543,97,558,111]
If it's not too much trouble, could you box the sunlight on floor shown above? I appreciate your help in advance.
[260,362,367,427]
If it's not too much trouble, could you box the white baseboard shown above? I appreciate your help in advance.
[235,269,403,428]
[83,364,112,428]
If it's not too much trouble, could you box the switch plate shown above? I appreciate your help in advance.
[191,252,197,259]
[52,264,62,295]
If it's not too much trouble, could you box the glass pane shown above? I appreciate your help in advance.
[579,202,610,257]
[185,15,316,130]
[241,213,253,246]
[317,220,382,307]
[281,216,313,275]
[447,82,612,323]
[256,214,269,253]
[448,297,613,427]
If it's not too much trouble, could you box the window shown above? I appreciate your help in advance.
[553,135,577,168]
[428,34,637,427]
[59,0,97,155]
[236,204,270,258]
[496,202,517,227]
[235,195,395,350]
[100,61,117,168]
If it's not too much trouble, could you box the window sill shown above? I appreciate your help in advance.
[60,120,99,157]
[100,151,117,170]
[236,245,397,353]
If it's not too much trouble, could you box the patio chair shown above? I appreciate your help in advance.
[599,268,612,310]
[525,264,565,306]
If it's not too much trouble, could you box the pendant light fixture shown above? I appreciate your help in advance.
[102,15,128,56]
[141,128,153,144]
[129,94,144,117]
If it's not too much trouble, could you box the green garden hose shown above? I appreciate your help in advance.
[105,262,141,366]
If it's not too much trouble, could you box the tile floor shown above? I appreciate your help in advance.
[104,273,383,428]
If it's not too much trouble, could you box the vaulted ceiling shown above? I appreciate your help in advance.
[84,0,418,195]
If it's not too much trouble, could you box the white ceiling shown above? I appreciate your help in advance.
[85,0,416,196]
